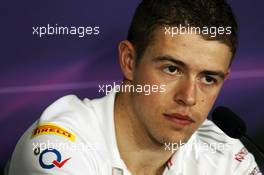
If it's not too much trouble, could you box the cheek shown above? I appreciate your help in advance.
[200,85,220,105]
[200,94,218,116]
[131,86,169,124]
[134,92,164,111]
[201,94,217,104]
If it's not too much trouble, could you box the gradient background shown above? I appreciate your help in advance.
[0,0,263,174]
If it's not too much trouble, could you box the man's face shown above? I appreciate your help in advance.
[129,31,232,145]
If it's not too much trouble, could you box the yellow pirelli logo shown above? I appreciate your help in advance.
[31,123,75,141]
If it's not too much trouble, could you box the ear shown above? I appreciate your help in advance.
[118,40,137,81]
[224,68,231,80]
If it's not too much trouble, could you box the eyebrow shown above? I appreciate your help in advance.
[200,70,226,80]
[153,55,187,68]
[153,55,226,80]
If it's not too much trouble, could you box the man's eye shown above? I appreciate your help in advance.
[163,66,181,75]
[201,76,217,85]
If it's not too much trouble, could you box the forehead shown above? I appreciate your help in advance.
[144,29,232,72]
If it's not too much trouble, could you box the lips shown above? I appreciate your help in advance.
[163,113,194,126]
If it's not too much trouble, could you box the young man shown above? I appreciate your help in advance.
[8,0,262,175]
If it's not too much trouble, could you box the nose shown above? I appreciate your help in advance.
[174,78,197,106]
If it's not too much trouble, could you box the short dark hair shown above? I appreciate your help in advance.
[127,0,238,63]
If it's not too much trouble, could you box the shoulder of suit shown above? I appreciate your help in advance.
[195,119,245,155]
[34,94,106,144]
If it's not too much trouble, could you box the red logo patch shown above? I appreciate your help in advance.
[235,147,248,162]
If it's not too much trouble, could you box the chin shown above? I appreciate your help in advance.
[156,132,187,146]
[166,130,194,144]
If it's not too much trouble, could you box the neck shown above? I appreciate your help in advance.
[114,91,173,175]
